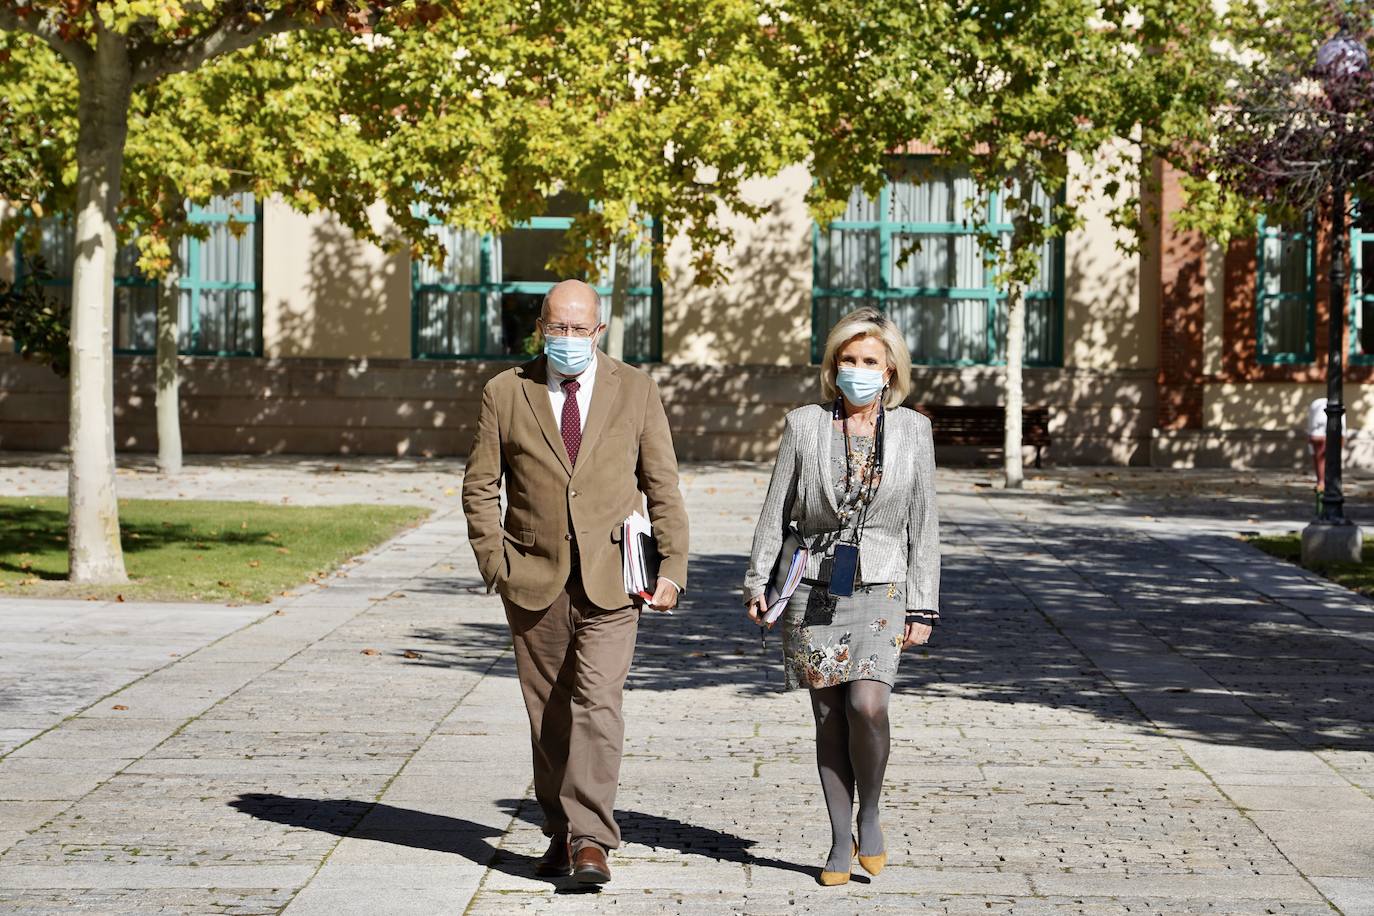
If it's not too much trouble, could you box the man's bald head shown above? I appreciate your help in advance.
[540,279,603,332]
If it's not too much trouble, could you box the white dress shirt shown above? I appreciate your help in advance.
[547,351,597,435]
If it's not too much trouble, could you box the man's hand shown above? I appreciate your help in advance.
[746,594,771,628]
[647,577,679,612]
[901,622,933,649]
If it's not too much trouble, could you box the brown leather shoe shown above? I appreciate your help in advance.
[572,844,611,884]
[534,834,571,877]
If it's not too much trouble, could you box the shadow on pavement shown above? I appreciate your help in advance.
[391,523,1374,754]
[491,798,830,883]
[228,792,822,885]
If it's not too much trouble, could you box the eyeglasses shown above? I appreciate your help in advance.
[542,323,599,338]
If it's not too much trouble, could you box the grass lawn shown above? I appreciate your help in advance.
[0,497,430,603]
[1246,532,1374,598]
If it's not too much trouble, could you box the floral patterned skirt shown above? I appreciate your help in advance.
[780,582,905,690]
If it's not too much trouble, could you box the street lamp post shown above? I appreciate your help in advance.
[1320,177,1349,525]
[1304,26,1368,564]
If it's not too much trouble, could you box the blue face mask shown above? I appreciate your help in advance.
[545,334,597,376]
[836,367,887,406]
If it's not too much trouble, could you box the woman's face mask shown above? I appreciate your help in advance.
[836,367,887,406]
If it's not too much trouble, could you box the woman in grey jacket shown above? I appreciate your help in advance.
[745,306,940,885]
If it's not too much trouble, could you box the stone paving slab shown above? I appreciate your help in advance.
[1,461,1373,913]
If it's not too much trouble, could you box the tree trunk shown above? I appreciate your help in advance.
[67,34,132,583]
[155,234,183,475]
[605,236,630,361]
[1002,283,1025,489]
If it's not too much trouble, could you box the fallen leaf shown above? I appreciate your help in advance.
[112,704,128,710]
[403,649,422,659]
[115,594,125,603]
[217,580,232,587]
[443,487,456,497]
[241,521,247,529]
[276,547,290,555]
[274,609,285,615]
[247,560,261,568]
[361,647,380,656]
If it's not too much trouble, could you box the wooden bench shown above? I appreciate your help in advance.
[909,404,1052,468]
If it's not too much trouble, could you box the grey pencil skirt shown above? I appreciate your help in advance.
[780,581,906,690]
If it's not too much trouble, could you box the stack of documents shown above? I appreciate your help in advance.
[621,511,661,601]
[764,539,808,624]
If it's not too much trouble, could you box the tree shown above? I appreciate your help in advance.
[0,0,828,581]
[797,0,1218,487]
[0,0,446,584]
[1173,0,1374,236]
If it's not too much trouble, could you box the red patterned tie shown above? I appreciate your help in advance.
[560,378,582,466]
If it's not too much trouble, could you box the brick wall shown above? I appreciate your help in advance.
[1155,165,1208,429]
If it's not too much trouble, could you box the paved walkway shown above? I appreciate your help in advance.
[0,459,1372,914]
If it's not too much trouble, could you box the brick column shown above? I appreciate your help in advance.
[1155,163,1207,429]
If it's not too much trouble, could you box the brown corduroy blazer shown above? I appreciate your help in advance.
[462,354,690,611]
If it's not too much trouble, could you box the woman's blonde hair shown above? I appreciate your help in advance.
[819,307,913,409]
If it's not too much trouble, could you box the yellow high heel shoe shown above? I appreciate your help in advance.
[818,838,857,886]
[857,848,887,876]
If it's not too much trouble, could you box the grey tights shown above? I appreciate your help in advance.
[809,680,892,872]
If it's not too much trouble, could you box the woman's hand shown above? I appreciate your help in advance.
[746,594,771,628]
[901,622,932,649]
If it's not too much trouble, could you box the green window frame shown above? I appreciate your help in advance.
[1351,203,1374,366]
[411,207,663,363]
[811,158,1064,366]
[1255,215,1316,364]
[14,194,264,357]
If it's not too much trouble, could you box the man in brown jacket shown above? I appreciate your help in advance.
[462,279,689,884]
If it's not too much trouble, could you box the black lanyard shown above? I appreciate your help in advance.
[833,398,885,545]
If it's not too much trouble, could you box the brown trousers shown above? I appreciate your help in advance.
[502,572,639,853]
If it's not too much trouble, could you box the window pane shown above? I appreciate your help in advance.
[183,195,261,354]
[814,296,878,354]
[891,233,981,289]
[1260,294,1307,357]
[1362,299,1374,356]
[113,285,157,351]
[195,289,258,353]
[1361,240,1373,297]
[415,290,482,355]
[499,228,567,285]
[889,296,990,364]
[1256,222,1312,360]
[1262,232,1306,296]
[1025,296,1058,363]
[497,291,543,356]
[816,228,880,289]
[419,225,482,286]
[888,163,978,224]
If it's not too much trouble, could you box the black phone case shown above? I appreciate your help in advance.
[828,543,859,597]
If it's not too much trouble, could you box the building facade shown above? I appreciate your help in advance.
[1,157,1369,467]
